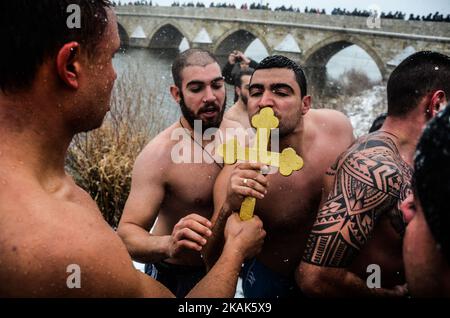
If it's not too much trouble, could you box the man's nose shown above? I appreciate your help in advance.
[258,90,274,109]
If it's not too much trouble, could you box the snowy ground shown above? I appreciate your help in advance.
[345,85,387,137]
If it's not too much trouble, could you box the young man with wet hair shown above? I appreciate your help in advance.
[205,55,354,298]
[0,1,265,297]
[117,48,248,297]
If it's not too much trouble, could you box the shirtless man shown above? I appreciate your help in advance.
[298,51,450,297]
[224,68,254,130]
[0,0,265,297]
[117,48,243,297]
[402,103,450,297]
[204,55,355,298]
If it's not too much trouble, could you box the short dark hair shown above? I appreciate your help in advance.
[0,0,112,94]
[387,51,450,117]
[171,49,219,89]
[255,55,308,97]
[413,103,450,263]
[234,68,255,88]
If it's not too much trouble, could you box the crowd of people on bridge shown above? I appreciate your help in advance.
[408,12,450,22]
[112,1,450,23]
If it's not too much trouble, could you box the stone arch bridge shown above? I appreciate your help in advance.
[115,6,450,94]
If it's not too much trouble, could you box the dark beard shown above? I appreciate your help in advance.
[179,93,226,132]
[241,93,248,108]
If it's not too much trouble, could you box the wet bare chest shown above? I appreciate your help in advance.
[165,163,221,213]
[255,168,323,232]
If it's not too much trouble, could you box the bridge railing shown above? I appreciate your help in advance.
[114,6,450,38]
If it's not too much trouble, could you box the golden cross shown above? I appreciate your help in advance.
[218,107,304,220]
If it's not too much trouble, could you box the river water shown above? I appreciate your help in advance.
[112,48,387,138]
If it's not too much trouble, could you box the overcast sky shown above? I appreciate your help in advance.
[117,0,449,16]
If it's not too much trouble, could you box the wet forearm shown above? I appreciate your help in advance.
[118,224,171,264]
[203,205,233,270]
[188,242,243,298]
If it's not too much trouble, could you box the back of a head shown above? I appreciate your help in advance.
[0,0,112,94]
[171,48,219,89]
[255,55,308,98]
[387,51,450,117]
[414,103,450,264]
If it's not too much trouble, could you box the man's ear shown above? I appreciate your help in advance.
[301,95,312,115]
[429,90,447,114]
[56,42,81,89]
[170,85,181,103]
[425,90,447,119]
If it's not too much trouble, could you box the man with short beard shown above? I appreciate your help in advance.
[118,49,243,297]
[224,68,254,130]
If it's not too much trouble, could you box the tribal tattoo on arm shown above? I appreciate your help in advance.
[303,134,413,267]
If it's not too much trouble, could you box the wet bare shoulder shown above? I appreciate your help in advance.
[219,117,253,146]
[309,108,354,139]
[303,132,412,268]
[0,192,146,297]
[135,122,180,170]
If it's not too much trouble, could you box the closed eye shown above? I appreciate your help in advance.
[189,85,203,93]
[249,90,263,97]
[273,90,289,97]
[211,81,224,90]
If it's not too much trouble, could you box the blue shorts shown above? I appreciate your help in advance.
[145,261,206,298]
[241,259,304,298]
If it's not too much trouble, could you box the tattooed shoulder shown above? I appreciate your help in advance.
[302,133,412,267]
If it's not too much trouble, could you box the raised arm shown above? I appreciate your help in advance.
[297,145,409,297]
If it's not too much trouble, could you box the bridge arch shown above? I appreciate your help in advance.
[117,23,129,48]
[148,22,188,50]
[303,35,386,95]
[213,27,270,62]
[304,35,386,79]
